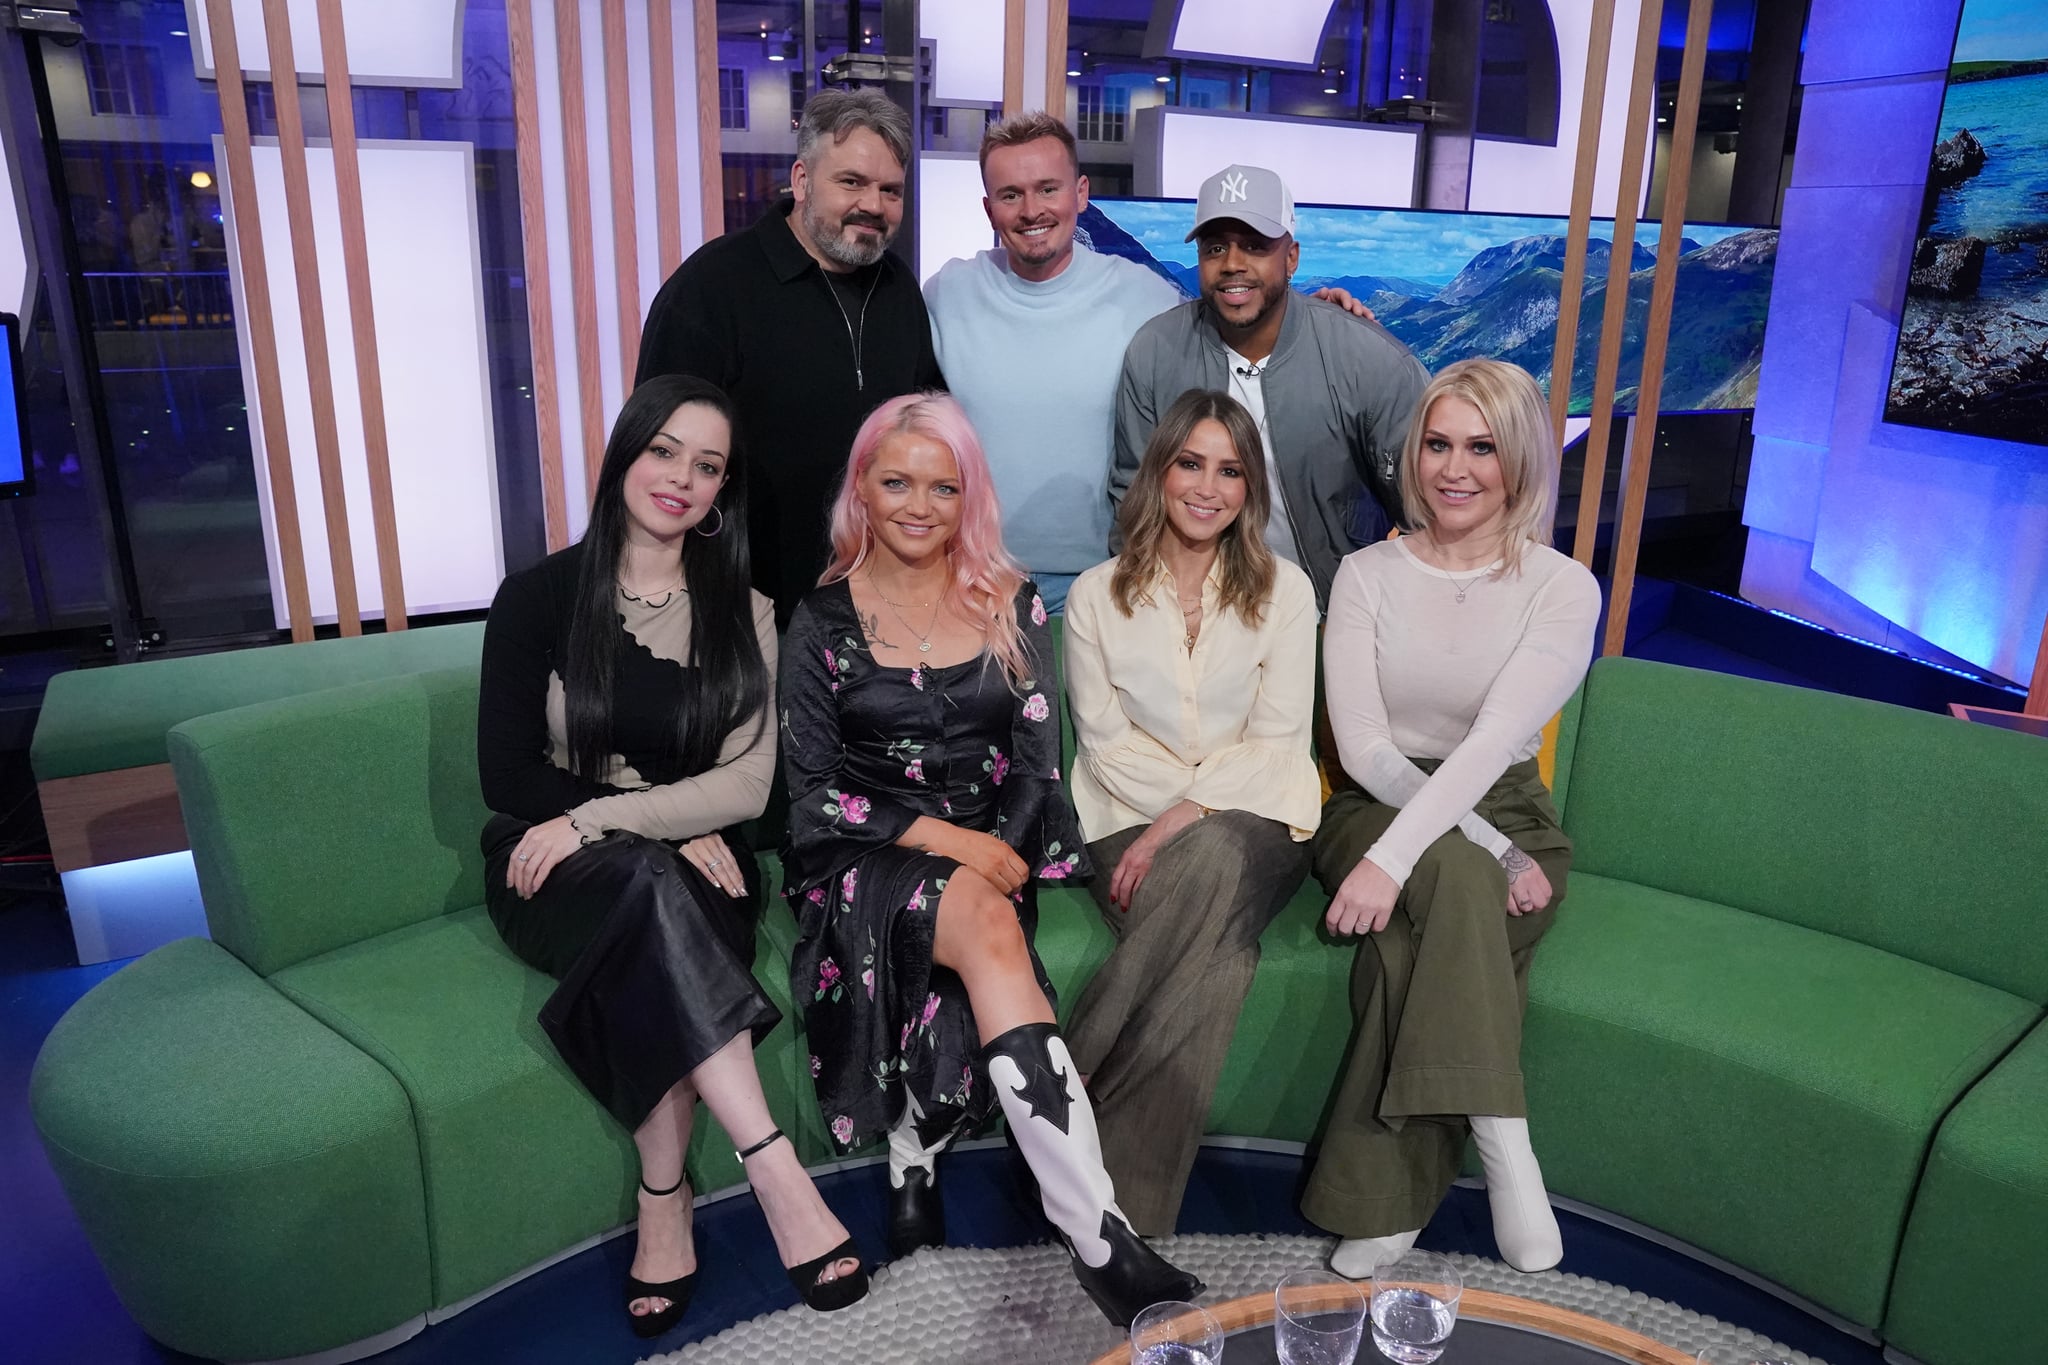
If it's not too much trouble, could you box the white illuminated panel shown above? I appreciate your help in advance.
[1468,0,1654,217]
[918,155,998,286]
[1168,0,1338,68]
[188,0,464,89]
[923,0,1007,106]
[62,851,207,966]
[0,117,29,320]
[218,139,504,627]
[1144,108,1418,208]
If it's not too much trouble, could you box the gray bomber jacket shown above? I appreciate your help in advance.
[1110,292,1431,609]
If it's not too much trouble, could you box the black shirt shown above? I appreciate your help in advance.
[636,202,945,622]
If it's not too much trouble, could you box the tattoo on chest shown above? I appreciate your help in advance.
[858,609,896,651]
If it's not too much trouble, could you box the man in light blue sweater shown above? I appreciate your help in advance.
[926,115,1374,611]
[922,114,1181,612]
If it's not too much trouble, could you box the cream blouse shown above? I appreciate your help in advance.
[1063,555,1322,842]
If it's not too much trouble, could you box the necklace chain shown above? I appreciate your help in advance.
[618,577,685,608]
[865,571,943,653]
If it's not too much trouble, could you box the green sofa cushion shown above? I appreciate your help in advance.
[269,900,808,1309]
[1885,1021,2048,1365]
[171,667,491,977]
[30,937,431,1360]
[1206,882,1354,1141]
[32,620,485,780]
[1523,872,2037,1328]
[1562,658,2048,1003]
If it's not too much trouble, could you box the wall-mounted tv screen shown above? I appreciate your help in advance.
[0,313,30,498]
[1083,199,1779,416]
[1883,0,2048,446]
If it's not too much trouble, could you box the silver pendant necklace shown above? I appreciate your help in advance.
[869,573,942,652]
[1447,567,1488,604]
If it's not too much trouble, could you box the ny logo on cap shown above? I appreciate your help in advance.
[1219,171,1249,203]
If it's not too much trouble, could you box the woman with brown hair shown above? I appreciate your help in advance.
[1062,388,1322,1235]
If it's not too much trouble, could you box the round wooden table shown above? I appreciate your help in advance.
[1088,1284,1699,1364]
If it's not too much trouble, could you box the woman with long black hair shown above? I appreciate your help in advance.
[476,374,867,1338]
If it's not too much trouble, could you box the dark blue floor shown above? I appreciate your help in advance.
[2,896,1890,1365]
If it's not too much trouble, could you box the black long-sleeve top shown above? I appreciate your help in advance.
[635,201,944,620]
[477,542,779,839]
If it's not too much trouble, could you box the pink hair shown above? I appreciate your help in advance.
[820,392,1033,687]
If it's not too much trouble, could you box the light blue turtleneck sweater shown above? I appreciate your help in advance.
[925,244,1182,607]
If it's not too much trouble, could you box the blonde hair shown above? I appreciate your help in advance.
[1397,359,1558,576]
[1110,389,1276,626]
[978,111,1078,177]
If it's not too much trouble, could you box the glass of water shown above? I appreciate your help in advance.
[1274,1267,1367,1365]
[1130,1301,1223,1365]
[1369,1251,1463,1365]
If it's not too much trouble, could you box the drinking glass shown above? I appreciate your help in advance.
[1274,1267,1367,1365]
[1369,1250,1463,1365]
[1130,1301,1224,1365]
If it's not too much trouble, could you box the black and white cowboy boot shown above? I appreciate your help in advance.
[886,1091,955,1258]
[983,1022,1205,1326]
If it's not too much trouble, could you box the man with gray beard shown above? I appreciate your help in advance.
[637,89,943,620]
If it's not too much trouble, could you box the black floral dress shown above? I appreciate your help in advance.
[780,578,1089,1154]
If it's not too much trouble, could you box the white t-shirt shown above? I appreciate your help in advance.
[1224,345,1300,567]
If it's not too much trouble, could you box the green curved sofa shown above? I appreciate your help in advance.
[29,640,2048,1365]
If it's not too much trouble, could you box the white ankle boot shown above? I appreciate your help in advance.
[1330,1227,1420,1279]
[1469,1115,1562,1271]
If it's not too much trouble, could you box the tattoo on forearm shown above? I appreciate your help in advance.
[1500,846,1535,877]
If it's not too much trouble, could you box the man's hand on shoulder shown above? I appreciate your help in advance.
[1311,285,1376,323]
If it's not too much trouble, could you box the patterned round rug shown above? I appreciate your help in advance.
[646,1233,1825,1364]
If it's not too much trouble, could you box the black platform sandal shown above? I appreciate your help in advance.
[737,1128,871,1312]
[625,1172,697,1340]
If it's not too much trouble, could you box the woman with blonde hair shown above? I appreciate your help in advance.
[1062,388,1320,1236]
[1303,358,1600,1278]
[778,392,1201,1325]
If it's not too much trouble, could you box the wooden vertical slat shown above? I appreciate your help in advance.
[648,0,683,276]
[555,0,607,501]
[2027,615,2048,718]
[601,0,641,376]
[313,0,405,629]
[1003,0,1026,114]
[506,0,568,551]
[695,0,722,244]
[1045,0,1070,118]
[260,0,362,635]
[1569,0,1661,568]
[205,0,314,641]
[1547,0,1616,450]
[1602,0,1714,658]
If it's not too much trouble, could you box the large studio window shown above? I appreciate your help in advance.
[1075,83,1129,142]
[718,67,748,130]
[83,42,166,118]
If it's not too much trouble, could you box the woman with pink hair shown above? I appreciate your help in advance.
[779,392,1201,1326]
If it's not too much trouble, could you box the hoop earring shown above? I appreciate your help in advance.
[694,503,725,537]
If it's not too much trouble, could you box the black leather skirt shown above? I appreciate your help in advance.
[482,814,781,1131]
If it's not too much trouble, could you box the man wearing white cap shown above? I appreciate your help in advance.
[926,124,1376,613]
[1112,163,1430,609]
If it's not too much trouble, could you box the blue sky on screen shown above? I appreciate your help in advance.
[1092,200,1753,286]
[1954,0,2048,64]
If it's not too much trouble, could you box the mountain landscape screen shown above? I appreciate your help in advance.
[1882,0,2048,447]
[1081,199,1778,416]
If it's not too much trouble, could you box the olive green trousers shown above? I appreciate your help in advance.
[1300,758,1571,1238]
